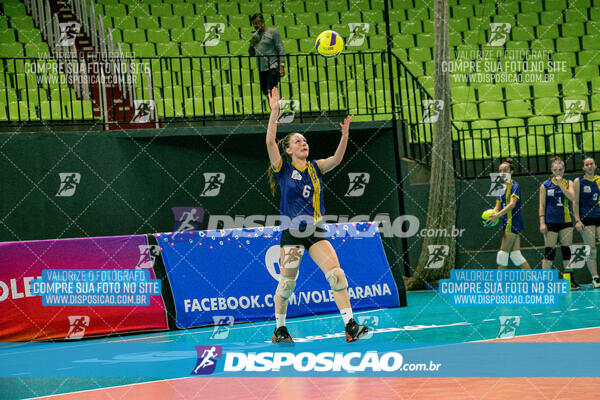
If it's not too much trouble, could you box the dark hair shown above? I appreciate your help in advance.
[499,158,514,172]
[250,13,264,24]
[267,133,299,196]
[582,155,595,164]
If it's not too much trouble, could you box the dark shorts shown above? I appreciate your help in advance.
[546,222,573,232]
[581,217,600,226]
[259,68,280,95]
[280,225,328,249]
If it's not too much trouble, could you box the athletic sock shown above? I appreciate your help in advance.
[340,308,353,325]
[275,313,286,328]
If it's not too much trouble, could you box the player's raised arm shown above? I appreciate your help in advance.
[266,88,281,169]
[316,115,353,174]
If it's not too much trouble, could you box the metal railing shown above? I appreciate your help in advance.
[0,52,396,125]
[453,119,600,178]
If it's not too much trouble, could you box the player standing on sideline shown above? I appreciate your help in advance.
[539,156,579,290]
[265,87,367,343]
[488,159,531,269]
[248,13,285,98]
[573,156,600,288]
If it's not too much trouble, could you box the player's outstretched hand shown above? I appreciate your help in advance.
[340,115,353,135]
[268,87,281,111]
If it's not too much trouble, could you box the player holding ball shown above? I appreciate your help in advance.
[487,159,530,270]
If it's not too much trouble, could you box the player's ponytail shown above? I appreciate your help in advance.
[268,133,295,196]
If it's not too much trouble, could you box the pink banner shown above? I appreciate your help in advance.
[0,235,168,341]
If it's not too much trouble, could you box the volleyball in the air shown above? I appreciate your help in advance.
[481,209,499,227]
[315,30,344,58]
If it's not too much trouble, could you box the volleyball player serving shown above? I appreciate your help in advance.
[265,87,368,343]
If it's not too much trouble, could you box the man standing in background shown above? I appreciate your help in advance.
[248,14,286,99]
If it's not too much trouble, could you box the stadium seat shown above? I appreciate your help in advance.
[549,133,580,154]
[452,86,476,104]
[582,132,600,152]
[582,35,600,50]
[490,137,518,158]
[453,102,478,121]
[528,116,556,135]
[535,97,562,115]
[476,84,504,102]
[479,101,506,120]
[518,135,547,156]
[505,85,531,100]
[296,12,318,26]
[517,13,539,27]
[506,99,534,118]
[499,118,528,137]
[170,28,193,43]
[574,65,598,80]
[471,119,497,138]
[460,138,489,160]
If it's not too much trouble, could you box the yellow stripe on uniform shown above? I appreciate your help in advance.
[562,179,571,223]
[505,181,513,232]
[307,162,321,223]
[595,176,600,207]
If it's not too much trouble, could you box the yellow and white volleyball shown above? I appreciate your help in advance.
[481,209,499,227]
[315,30,344,58]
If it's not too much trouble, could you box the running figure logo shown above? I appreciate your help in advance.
[201,173,225,197]
[172,207,205,232]
[487,172,510,197]
[563,100,585,123]
[202,23,225,46]
[210,316,235,339]
[132,100,155,123]
[58,22,80,46]
[345,173,370,197]
[356,315,379,340]
[135,245,161,269]
[497,316,520,338]
[488,23,511,46]
[65,316,90,339]
[191,345,222,375]
[568,245,590,270]
[421,100,444,123]
[425,245,449,269]
[347,23,369,47]
[264,245,304,281]
[56,173,81,197]
[278,100,298,124]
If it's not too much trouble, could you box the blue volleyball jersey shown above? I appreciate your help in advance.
[272,159,325,227]
[496,180,524,232]
[578,175,600,219]
[543,178,572,223]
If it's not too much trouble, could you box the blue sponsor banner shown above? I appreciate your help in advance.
[2,342,600,378]
[155,222,399,329]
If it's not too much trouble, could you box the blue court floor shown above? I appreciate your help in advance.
[1,289,599,399]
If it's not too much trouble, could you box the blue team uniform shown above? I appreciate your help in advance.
[578,175,600,219]
[496,180,524,233]
[543,178,572,223]
[272,159,325,229]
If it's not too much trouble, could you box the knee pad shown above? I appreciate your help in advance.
[276,277,296,300]
[325,267,348,292]
[561,246,571,261]
[510,251,527,266]
[544,247,556,261]
[496,251,509,267]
